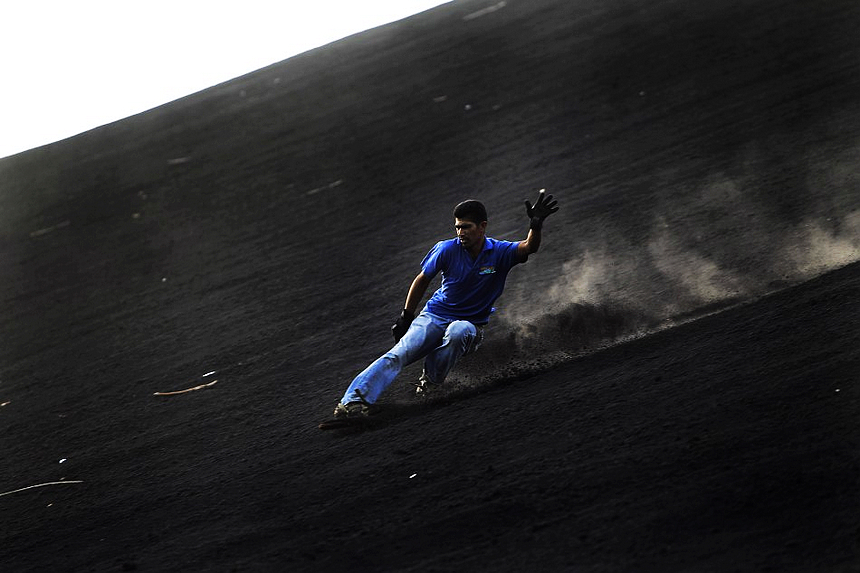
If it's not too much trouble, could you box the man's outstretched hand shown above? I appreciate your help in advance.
[392,309,415,342]
[524,189,559,229]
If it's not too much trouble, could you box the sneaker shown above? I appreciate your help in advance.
[411,372,436,396]
[333,401,369,419]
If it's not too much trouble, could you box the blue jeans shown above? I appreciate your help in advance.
[340,311,483,405]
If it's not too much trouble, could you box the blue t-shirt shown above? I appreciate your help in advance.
[421,237,522,324]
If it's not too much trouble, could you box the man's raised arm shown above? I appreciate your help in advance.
[517,189,559,261]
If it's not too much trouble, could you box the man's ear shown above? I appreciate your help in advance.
[479,221,488,233]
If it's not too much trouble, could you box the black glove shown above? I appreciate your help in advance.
[524,189,559,230]
[392,309,415,342]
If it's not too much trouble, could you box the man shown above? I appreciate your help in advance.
[333,190,559,418]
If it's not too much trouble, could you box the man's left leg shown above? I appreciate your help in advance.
[339,312,445,406]
[420,320,480,389]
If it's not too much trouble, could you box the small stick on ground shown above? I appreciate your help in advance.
[0,481,84,497]
[153,380,218,396]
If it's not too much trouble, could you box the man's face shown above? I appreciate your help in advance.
[454,218,487,249]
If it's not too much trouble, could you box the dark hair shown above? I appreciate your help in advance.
[453,199,487,224]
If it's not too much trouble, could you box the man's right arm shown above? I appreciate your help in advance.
[392,272,433,342]
[404,272,432,314]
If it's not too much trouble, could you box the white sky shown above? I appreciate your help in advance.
[0,1,450,159]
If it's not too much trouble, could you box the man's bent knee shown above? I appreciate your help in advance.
[446,320,477,342]
[444,321,479,355]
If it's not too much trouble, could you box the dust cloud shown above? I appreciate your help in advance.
[450,139,860,391]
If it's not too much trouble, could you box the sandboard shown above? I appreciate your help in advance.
[318,416,375,431]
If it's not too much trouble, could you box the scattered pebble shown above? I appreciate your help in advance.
[433,95,448,103]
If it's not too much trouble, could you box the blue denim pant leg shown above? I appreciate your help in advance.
[423,320,479,384]
[340,312,447,405]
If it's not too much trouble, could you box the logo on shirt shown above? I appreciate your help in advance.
[478,266,496,275]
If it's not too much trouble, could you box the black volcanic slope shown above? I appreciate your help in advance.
[1,0,859,571]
